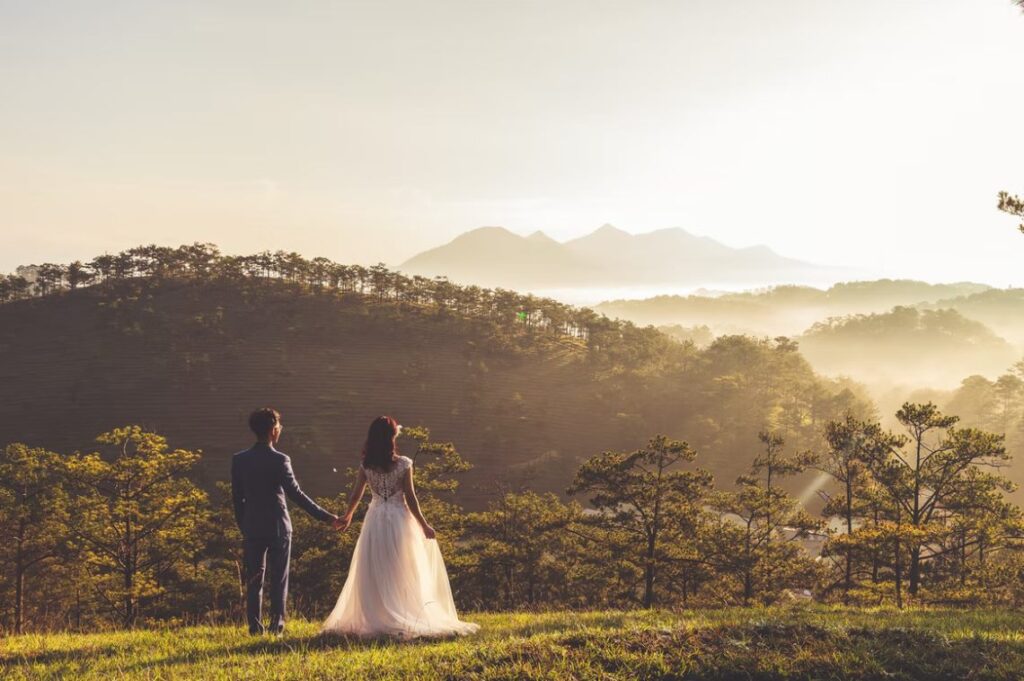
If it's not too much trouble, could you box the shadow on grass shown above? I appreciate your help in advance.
[2,614,632,674]
[1,644,124,668]
[112,631,454,675]
[10,620,1024,680]
[473,611,636,637]
[1,630,439,674]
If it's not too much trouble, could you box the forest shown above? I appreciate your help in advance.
[0,243,870,504]
[595,280,997,338]
[1,244,1024,635]
[597,282,1024,395]
[3,409,1023,634]
[798,306,1018,388]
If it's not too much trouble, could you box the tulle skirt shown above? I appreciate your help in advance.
[321,498,479,639]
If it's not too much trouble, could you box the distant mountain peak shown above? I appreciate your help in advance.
[741,244,778,256]
[527,230,557,245]
[564,224,632,249]
[400,223,827,289]
[455,226,518,241]
[592,223,629,237]
[648,226,694,236]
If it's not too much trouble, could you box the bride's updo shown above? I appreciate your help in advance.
[362,415,400,471]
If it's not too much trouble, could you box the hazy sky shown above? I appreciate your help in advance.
[2,1,1023,285]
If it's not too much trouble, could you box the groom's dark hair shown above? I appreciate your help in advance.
[249,407,281,439]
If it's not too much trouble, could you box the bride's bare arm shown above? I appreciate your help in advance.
[402,464,436,539]
[339,467,368,531]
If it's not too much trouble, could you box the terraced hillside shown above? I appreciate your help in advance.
[0,279,863,507]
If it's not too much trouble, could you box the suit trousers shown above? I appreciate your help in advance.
[242,535,291,634]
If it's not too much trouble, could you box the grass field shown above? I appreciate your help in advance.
[3,608,1024,680]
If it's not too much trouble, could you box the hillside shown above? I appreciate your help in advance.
[4,608,1023,680]
[923,288,1024,345]
[399,225,828,290]
[0,282,602,507]
[0,275,863,507]
[798,306,1019,389]
[596,280,994,338]
[597,281,1022,394]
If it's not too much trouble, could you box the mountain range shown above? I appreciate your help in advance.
[399,225,832,290]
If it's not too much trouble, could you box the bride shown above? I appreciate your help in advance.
[321,416,479,638]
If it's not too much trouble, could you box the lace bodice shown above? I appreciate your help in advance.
[363,456,412,505]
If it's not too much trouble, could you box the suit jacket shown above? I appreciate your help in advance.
[231,442,333,539]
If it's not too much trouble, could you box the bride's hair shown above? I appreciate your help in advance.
[362,415,400,471]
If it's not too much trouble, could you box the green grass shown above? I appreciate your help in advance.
[3,608,1024,680]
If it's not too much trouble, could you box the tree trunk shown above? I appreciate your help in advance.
[505,564,515,609]
[124,512,135,627]
[643,533,656,608]
[960,532,967,587]
[742,522,754,606]
[894,536,903,609]
[124,564,135,627]
[15,518,26,635]
[643,563,655,608]
[844,476,853,603]
[909,435,922,599]
[908,545,921,597]
[871,506,880,584]
[15,561,24,635]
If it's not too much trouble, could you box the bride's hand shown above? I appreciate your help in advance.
[335,515,352,532]
[422,524,436,539]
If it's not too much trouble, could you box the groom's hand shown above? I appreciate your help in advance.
[333,515,351,532]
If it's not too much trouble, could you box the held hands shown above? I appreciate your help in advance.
[422,524,436,540]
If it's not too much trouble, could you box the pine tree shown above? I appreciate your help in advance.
[709,432,823,605]
[999,191,1024,233]
[817,416,905,602]
[568,435,713,608]
[67,427,210,627]
[0,444,71,633]
[862,404,1010,600]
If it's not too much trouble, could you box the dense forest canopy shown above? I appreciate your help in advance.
[0,243,867,505]
[3,403,1022,634]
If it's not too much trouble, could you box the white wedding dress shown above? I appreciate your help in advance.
[321,455,479,638]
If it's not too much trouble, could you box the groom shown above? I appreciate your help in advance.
[231,407,341,635]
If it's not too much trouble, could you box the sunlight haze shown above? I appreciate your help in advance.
[2,0,1023,284]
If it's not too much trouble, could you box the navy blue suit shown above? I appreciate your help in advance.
[231,442,333,633]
